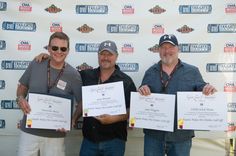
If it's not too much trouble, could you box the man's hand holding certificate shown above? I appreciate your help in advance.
[82,81,126,117]
[26,93,72,131]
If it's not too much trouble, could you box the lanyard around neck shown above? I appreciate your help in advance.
[160,61,179,93]
[47,60,65,93]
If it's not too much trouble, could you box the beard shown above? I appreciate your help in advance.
[161,56,175,65]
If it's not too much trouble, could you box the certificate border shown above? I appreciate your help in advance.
[26,92,73,130]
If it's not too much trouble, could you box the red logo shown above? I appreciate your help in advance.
[224,43,236,53]
[50,22,63,32]
[224,82,236,92]
[122,5,134,14]
[18,41,31,51]
[228,123,236,132]
[19,2,32,12]
[225,4,236,13]
[122,43,134,53]
[152,25,164,34]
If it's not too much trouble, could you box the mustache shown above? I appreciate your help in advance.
[101,60,111,63]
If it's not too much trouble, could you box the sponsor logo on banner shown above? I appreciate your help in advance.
[77,24,94,33]
[107,24,139,33]
[225,3,236,13]
[2,21,36,32]
[228,103,236,112]
[228,122,236,132]
[0,1,7,11]
[121,43,134,53]
[208,24,236,33]
[0,40,6,50]
[177,25,194,33]
[76,5,108,14]
[149,5,166,14]
[148,44,159,53]
[45,4,61,13]
[179,5,212,14]
[117,63,139,72]
[18,40,31,51]
[152,24,164,34]
[1,100,19,109]
[76,62,93,71]
[50,22,62,32]
[19,1,32,12]
[122,5,134,14]
[0,119,5,129]
[206,63,236,72]
[224,43,236,52]
[0,80,5,89]
[224,82,236,92]
[1,60,30,70]
[179,43,211,53]
[75,43,99,52]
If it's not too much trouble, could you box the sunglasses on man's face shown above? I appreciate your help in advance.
[51,46,68,52]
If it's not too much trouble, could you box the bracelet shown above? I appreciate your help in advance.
[16,96,24,104]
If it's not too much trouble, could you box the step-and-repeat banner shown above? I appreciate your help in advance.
[0,0,236,153]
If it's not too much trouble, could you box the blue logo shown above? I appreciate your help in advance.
[1,100,19,109]
[179,44,211,53]
[0,2,7,11]
[206,63,236,72]
[228,103,236,112]
[0,40,6,50]
[2,21,36,32]
[76,5,108,14]
[208,24,236,33]
[179,5,212,14]
[107,24,139,33]
[75,43,99,52]
[0,80,5,89]
[1,60,30,70]
[117,63,139,72]
[0,119,5,128]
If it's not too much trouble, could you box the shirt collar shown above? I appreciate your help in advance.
[95,65,122,80]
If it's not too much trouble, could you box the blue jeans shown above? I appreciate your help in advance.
[144,134,192,156]
[80,138,126,156]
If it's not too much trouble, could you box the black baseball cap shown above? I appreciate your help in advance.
[159,34,178,47]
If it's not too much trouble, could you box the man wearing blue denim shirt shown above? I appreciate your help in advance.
[138,34,217,156]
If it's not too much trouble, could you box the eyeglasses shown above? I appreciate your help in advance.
[51,46,68,52]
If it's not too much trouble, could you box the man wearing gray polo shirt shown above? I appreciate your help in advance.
[16,32,82,156]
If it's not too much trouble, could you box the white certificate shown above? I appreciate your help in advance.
[82,81,126,117]
[177,92,227,131]
[129,92,175,132]
[26,93,72,131]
